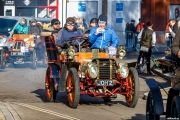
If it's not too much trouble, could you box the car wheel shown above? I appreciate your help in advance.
[126,67,139,108]
[103,97,111,102]
[146,92,160,120]
[0,49,6,69]
[170,96,180,118]
[67,67,80,108]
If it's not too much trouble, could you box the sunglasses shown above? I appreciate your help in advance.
[66,23,75,26]
[54,22,60,25]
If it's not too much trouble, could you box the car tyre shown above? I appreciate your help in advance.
[0,49,6,69]
[170,96,180,118]
[32,50,37,70]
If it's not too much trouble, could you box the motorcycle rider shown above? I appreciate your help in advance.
[88,14,119,50]
[137,21,156,75]
[14,18,28,34]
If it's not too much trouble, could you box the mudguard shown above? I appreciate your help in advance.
[166,88,180,118]
[146,78,164,115]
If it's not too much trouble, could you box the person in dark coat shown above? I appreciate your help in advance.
[56,17,83,49]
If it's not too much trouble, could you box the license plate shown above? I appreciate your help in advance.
[96,80,113,86]
[11,52,25,56]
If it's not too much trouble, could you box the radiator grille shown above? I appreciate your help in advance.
[97,60,116,79]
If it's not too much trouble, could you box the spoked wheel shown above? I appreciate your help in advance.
[32,50,37,70]
[146,92,160,120]
[67,67,80,108]
[0,49,6,69]
[126,67,139,108]
[45,68,57,102]
[170,96,180,118]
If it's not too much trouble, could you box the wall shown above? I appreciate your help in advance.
[0,0,4,16]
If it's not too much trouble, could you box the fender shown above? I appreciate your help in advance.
[146,78,164,115]
[166,88,180,118]
[48,63,60,90]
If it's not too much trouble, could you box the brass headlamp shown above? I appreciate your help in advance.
[67,46,75,59]
[118,45,126,59]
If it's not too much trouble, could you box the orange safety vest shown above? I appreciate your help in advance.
[136,22,145,32]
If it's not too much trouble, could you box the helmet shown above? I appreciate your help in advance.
[90,18,98,25]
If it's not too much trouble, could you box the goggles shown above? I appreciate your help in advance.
[31,21,36,23]
[98,21,106,24]
[66,23,75,26]
[54,22,60,25]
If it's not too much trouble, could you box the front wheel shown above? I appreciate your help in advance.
[146,92,160,120]
[170,96,180,118]
[45,68,57,102]
[67,67,80,108]
[126,67,139,108]
[0,49,6,69]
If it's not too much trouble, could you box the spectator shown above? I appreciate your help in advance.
[125,23,129,49]
[127,20,136,51]
[14,18,28,34]
[85,18,98,36]
[137,21,156,75]
[88,14,119,50]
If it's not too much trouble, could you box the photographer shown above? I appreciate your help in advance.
[165,19,178,47]
[88,14,119,50]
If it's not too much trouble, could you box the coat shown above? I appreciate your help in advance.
[28,24,42,36]
[14,24,28,34]
[88,26,119,49]
[171,28,180,56]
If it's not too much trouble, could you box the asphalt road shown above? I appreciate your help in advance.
[0,62,168,120]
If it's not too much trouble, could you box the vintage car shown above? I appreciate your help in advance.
[43,32,140,108]
[0,16,51,69]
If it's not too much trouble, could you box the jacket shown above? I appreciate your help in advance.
[14,24,28,34]
[88,26,119,49]
[171,28,180,56]
[28,24,42,36]
[137,28,156,47]
[56,27,82,45]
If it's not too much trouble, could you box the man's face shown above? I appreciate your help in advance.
[53,21,60,30]
[66,22,75,31]
[170,21,175,26]
[90,23,96,27]
[31,21,36,26]
[98,21,106,29]
[79,18,83,23]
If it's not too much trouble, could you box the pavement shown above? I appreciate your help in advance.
[0,48,169,120]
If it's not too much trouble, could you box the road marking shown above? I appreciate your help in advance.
[14,103,80,120]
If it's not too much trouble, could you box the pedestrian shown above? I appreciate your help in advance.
[88,14,119,50]
[165,19,178,47]
[137,21,156,75]
[125,23,129,49]
[84,18,98,36]
[127,20,136,51]
[14,18,28,34]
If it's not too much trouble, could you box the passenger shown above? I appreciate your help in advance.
[14,18,28,34]
[88,14,119,50]
[56,17,83,49]
[85,18,98,36]
[77,17,88,33]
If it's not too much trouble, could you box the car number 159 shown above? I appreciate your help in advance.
[97,80,113,86]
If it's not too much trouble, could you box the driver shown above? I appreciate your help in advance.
[56,17,83,49]
[88,14,119,51]
[14,18,28,34]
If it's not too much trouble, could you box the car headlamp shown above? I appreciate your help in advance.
[118,45,126,59]
[87,62,98,79]
[68,46,75,59]
[118,63,129,78]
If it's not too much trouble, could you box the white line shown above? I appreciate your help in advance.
[14,103,80,120]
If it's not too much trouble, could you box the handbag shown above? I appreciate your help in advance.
[140,46,149,52]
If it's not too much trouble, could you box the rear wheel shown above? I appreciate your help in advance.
[170,96,180,118]
[0,49,6,69]
[32,50,37,70]
[45,68,57,102]
[126,67,139,108]
[67,67,80,108]
[146,92,160,120]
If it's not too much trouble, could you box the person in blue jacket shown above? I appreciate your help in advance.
[56,17,83,49]
[14,18,28,34]
[88,14,119,50]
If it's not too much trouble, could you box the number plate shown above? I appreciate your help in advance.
[11,52,25,56]
[96,80,113,86]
